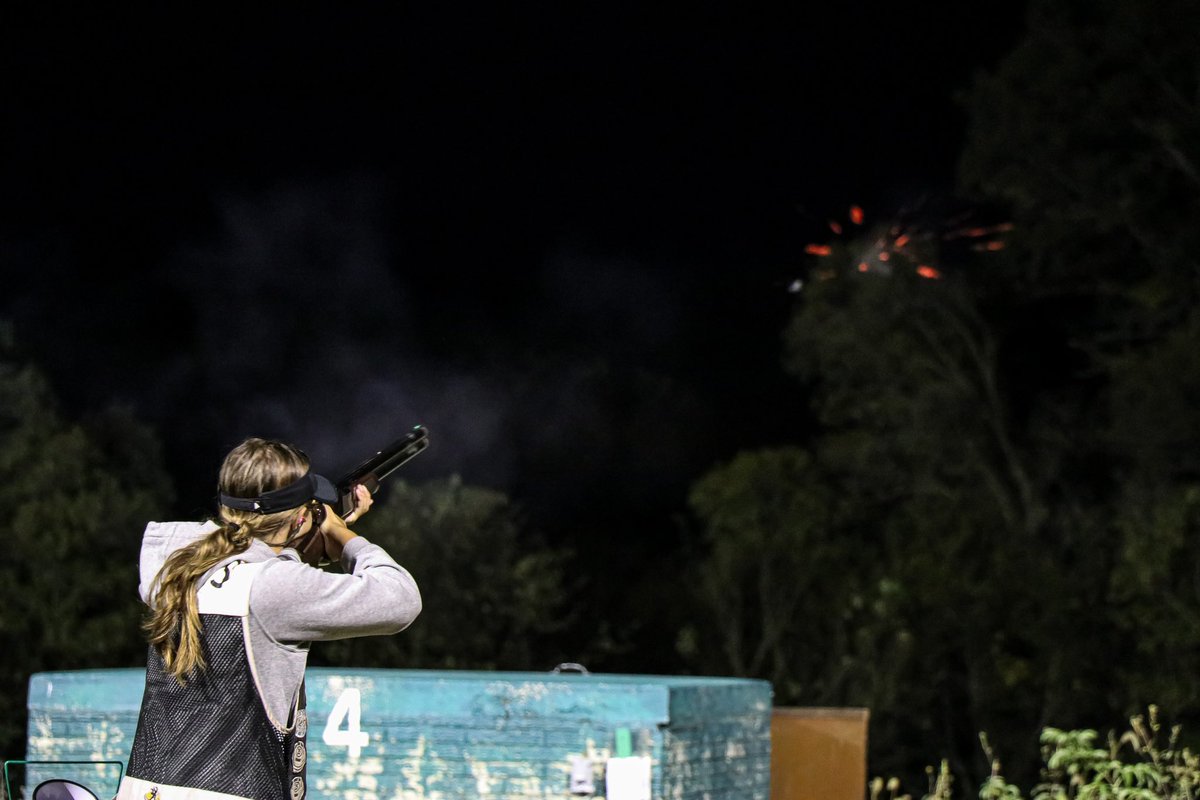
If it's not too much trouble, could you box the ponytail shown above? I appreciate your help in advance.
[143,522,243,681]
[144,437,310,682]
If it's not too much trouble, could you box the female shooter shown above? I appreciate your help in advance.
[117,437,421,800]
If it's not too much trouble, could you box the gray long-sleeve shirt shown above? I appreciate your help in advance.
[138,520,422,728]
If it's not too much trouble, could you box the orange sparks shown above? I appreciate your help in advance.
[849,205,864,225]
[944,222,1014,240]
[829,221,843,234]
[971,241,1007,252]
[878,252,890,262]
[857,262,869,272]
[805,244,833,256]
[894,234,910,248]
[916,265,942,280]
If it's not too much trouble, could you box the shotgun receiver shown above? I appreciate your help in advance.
[335,424,430,516]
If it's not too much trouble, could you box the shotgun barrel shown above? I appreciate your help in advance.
[335,425,429,516]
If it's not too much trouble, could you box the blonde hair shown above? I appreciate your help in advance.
[144,438,310,682]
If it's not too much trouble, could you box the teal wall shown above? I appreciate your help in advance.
[24,668,771,799]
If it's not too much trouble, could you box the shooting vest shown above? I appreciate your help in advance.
[119,560,308,800]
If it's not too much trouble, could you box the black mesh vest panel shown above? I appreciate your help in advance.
[128,596,307,799]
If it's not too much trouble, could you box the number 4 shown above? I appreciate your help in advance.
[322,688,370,759]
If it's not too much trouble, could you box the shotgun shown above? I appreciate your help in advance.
[334,424,430,517]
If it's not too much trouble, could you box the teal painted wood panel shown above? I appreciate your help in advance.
[25,668,771,799]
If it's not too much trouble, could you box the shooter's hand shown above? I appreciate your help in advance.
[317,485,371,562]
[342,484,373,524]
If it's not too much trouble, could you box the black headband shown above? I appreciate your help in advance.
[218,472,339,514]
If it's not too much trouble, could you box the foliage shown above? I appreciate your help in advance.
[959,0,1200,328]
[0,327,173,759]
[677,447,853,700]
[777,257,1074,784]
[879,708,1200,800]
[314,476,575,672]
[669,0,1200,790]
[1029,708,1200,800]
[764,230,1200,786]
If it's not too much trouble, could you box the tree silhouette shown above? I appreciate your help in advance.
[0,324,172,759]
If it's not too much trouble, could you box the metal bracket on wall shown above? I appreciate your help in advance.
[551,662,591,675]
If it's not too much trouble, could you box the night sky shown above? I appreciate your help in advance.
[2,4,1029,538]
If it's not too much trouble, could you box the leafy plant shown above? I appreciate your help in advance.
[873,708,1200,800]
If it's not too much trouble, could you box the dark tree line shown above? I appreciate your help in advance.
[676,0,1200,790]
[0,326,174,757]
